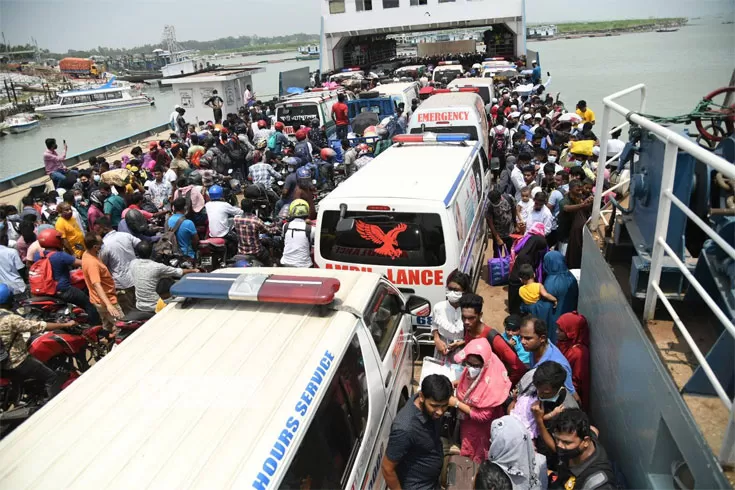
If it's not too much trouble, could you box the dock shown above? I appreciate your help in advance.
[0,122,171,206]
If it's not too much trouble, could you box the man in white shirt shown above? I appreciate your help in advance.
[526,191,554,236]
[511,152,532,201]
[280,218,314,268]
[169,105,181,131]
[204,186,243,239]
[243,84,255,107]
[605,128,626,167]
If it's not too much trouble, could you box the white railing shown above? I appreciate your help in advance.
[592,84,735,466]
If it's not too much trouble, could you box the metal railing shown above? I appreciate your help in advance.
[592,83,735,465]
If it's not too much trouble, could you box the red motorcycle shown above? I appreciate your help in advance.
[17,270,90,323]
[114,310,154,345]
[0,324,107,437]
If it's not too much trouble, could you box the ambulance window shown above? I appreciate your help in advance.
[320,211,446,267]
[281,336,369,489]
[472,154,485,198]
[366,287,403,359]
[276,103,320,126]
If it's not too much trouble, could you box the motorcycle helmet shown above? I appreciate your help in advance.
[38,228,64,249]
[0,284,11,306]
[254,137,268,150]
[274,122,285,131]
[208,184,224,201]
[357,143,370,154]
[125,208,148,235]
[296,167,312,179]
[230,179,242,193]
[283,156,302,168]
[295,129,307,141]
[310,118,320,129]
[189,170,203,186]
[289,199,310,219]
[320,148,337,161]
[257,119,267,129]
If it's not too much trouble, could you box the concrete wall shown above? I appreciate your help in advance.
[578,227,729,489]
[171,75,253,123]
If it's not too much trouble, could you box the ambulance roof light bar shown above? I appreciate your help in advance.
[170,273,341,305]
[341,67,362,72]
[433,87,480,94]
[437,61,459,66]
[392,133,471,144]
[484,57,507,61]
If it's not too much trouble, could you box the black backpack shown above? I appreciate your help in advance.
[283,221,312,241]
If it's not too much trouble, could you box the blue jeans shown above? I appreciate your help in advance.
[49,169,79,188]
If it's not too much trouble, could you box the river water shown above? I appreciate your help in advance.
[1,19,733,180]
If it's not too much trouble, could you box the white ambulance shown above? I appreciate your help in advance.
[314,133,489,341]
[431,61,465,84]
[0,269,432,490]
[407,91,491,182]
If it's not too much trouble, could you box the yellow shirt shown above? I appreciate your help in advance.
[576,107,595,124]
[155,298,167,313]
[55,216,85,258]
[519,282,541,305]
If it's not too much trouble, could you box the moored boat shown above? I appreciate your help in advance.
[34,78,155,118]
[4,115,40,134]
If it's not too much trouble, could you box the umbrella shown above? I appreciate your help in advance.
[558,112,583,123]
[352,112,380,136]
[286,87,305,94]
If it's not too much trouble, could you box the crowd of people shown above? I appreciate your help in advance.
[1,55,620,489]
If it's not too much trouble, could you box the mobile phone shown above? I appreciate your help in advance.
[63,139,66,145]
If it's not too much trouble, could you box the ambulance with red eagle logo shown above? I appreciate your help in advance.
[315,133,489,346]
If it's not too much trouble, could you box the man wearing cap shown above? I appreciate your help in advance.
[205,90,225,124]
[531,59,541,84]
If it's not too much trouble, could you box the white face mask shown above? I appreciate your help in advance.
[93,174,101,182]
[467,366,482,379]
[548,155,557,164]
[446,290,463,303]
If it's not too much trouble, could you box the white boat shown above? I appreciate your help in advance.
[4,115,40,133]
[34,77,155,118]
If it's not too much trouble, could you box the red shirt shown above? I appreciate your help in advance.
[332,102,349,126]
[464,324,492,344]
[465,324,528,386]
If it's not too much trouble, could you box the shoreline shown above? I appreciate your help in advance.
[529,19,688,42]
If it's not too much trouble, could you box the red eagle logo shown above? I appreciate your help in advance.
[355,220,407,260]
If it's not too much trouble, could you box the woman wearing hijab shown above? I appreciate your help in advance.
[543,251,578,319]
[450,338,512,463]
[490,415,548,490]
[508,223,548,315]
[556,312,590,411]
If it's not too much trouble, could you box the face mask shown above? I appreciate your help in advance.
[539,387,562,403]
[467,366,482,379]
[557,445,583,463]
[446,290,463,303]
[74,195,83,202]
[94,175,101,182]
[548,156,557,164]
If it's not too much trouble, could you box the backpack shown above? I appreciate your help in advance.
[28,251,59,296]
[492,127,507,155]
[183,188,194,217]
[267,132,279,151]
[0,310,12,366]
[224,138,247,164]
[153,216,186,258]
[283,221,312,241]
[294,141,312,163]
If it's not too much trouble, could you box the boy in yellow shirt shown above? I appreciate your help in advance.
[55,203,85,258]
[518,263,557,307]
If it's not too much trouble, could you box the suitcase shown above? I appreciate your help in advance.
[444,454,478,490]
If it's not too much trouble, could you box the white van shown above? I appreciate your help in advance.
[432,61,464,84]
[376,82,420,112]
[315,134,489,339]
[0,269,432,490]
[407,91,491,181]
[447,77,495,107]
[275,89,351,140]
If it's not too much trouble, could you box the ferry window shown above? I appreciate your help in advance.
[280,335,368,489]
[320,211,446,267]
[91,93,106,102]
[366,287,403,359]
[410,0,428,4]
[106,91,123,100]
[60,97,72,106]
[328,0,345,13]
[383,0,399,8]
[72,95,91,104]
[356,0,372,10]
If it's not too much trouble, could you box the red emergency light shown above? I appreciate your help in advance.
[366,205,391,211]
[433,87,480,94]
[392,133,471,143]
[437,61,459,66]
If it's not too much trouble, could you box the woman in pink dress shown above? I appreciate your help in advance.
[451,338,512,463]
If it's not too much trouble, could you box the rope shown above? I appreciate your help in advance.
[632,97,733,125]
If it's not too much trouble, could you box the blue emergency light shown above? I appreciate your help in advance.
[392,133,472,144]
[170,273,341,305]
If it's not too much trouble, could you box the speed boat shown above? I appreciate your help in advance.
[34,77,154,118]
[3,115,40,133]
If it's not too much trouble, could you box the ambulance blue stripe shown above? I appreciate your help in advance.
[444,169,465,206]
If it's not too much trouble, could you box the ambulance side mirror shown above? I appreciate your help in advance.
[336,217,355,234]
[405,295,431,317]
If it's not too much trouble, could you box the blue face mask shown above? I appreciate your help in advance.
[538,387,563,403]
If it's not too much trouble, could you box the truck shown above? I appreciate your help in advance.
[59,58,99,78]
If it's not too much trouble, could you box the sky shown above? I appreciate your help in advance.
[0,0,732,53]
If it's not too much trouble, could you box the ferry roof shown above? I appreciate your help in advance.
[58,86,129,96]
[417,91,484,109]
[165,67,265,84]
[323,141,479,205]
[0,268,383,489]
